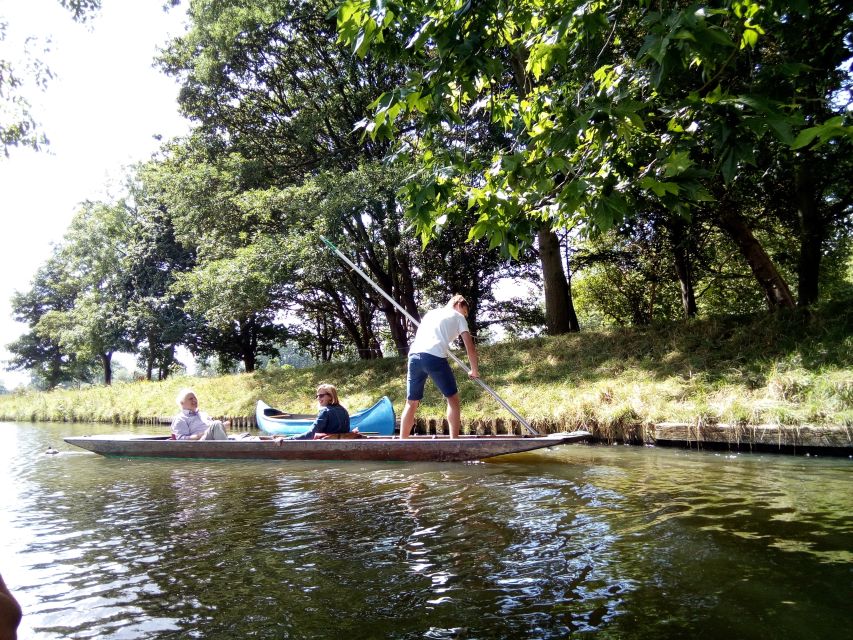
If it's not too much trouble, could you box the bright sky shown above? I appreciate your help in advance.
[0,0,191,389]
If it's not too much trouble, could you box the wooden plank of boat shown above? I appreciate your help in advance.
[256,397,396,436]
[64,431,591,463]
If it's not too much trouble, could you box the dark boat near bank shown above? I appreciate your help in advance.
[64,431,591,463]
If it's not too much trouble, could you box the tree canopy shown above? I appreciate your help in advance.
[337,0,853,310]
[5,0,852,388]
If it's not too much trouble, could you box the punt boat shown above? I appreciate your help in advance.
[64,431,591,463]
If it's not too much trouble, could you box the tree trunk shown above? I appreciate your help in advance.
[326,287,381,360]
[384,256,418,356]
[357,297,382,359]
[382,305,413,357]
[795,162,823,308]
[538,227,579,334]
[314,314,336,362]
[48,352,64,390]
[243,350,256,373]
[101,352,113,386]
[669,218,698,318]
[512,48,579,334]
[158,344,175,380]
[716,207,796,310]
[340,200,419,358]
[145,331,155,381]
[239,319,256,373]
[365,235,419,356]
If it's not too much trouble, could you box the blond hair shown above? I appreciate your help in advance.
[316,383,340,405]
[447,294,469,309]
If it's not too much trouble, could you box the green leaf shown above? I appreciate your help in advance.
[528,43,556,80]
[663,151,693,177]
[703,84,725,105]
[406,18,433,50]
[740,27,759,50]
[791,118,852,149]
[639,176,680,197]
[767,117,794,145]
[626,112,646,130]
[719,148,737,183]
[791,127,820,150]
[546,156,568,174]
[702,27,736,48]
[694,187,715,202]
[502,154,521,172]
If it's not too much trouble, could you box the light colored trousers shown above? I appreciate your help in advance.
[201,422,228,440]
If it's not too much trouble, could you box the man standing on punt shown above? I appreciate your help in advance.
[400,294,479,439]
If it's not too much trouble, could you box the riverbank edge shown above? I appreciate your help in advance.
[3,305,850,454]
[8,413,850,456]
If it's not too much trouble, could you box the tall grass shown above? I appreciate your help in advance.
[1,302,850,431]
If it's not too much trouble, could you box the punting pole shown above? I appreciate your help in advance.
[320,235,539,436]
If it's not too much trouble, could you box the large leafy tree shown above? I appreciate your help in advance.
[157,0,529,357]
[159,0,397,178]
[123,163,198,379]
[158,0,423,354]
[34,201,135,385]
[5,256,94,389]
[138,140,295,372]
[338,0,586,332]
[8,168,197,386]
[749,2,853,306]
[171,240,291,372]
[337,0,853,313]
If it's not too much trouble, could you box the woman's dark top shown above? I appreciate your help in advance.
[289,404,350,440]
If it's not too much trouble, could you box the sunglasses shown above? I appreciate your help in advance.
[316,393,330,399]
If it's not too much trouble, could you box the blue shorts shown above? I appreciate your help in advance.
[407,352,458,401]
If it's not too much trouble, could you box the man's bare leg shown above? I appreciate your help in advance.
[446,393,461,438]
[400,399,419,438]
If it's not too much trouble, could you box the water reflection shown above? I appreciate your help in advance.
[1,422,851,639]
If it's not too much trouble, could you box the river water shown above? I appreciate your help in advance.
[1,421,850,639]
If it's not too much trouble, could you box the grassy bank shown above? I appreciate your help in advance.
[1,303,851,433]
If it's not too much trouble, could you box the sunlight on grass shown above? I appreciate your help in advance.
[1,305,850,432]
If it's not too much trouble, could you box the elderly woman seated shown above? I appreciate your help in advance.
[171,388,230,440]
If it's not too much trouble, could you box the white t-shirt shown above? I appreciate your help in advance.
[410,306,470,358]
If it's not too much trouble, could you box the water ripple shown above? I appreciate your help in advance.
[1,425,851,639]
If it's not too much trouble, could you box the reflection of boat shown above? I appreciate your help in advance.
[255,397,396,436]
[63,432,592,463]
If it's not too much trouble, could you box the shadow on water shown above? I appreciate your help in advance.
[1,422,851,639]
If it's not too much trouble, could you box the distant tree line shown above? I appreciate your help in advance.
[3,0,852,389]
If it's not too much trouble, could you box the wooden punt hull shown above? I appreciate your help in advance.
[64,432,591,463]
[256,397,396,436]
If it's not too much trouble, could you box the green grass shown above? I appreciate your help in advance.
[1,302,850,433]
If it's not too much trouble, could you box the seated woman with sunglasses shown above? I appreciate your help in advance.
[288,384,351,440]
